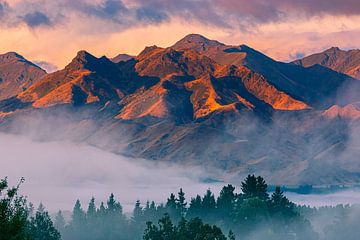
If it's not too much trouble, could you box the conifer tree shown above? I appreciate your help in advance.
[54,210,66,234]
[29,204,61,240]
[217,184,235,219]
[176,188,187,217]
[71,199,86,231]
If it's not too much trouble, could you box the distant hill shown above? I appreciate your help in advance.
[0,52,46,100]
[111,53,134,63]
[293,47,360,79]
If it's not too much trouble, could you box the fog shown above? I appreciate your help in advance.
[0,133,225,212]
[2,132,360,215]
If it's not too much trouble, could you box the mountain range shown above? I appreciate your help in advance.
[1,34,360,185]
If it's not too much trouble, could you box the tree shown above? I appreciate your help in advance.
[202,189,216,221]
[241,175,269,200]
[54,210,66,234]
[217,184,236,219]
[28,204,61,240]
[270,186,295,218]
[166,193,178,220]
[0,177,29,240]
[188,195,202,219]
[143,215,228,240]
[107,193,122,215]
[133,200,143,224]
[176,188,187,217]
[71,199,86,231]
[87,197,96,219]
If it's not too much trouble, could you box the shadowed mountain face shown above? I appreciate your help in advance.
[0,52,46,101]
[1,35,360,185]
[293,47,360,80]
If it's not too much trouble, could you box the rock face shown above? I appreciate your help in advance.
[1,35,360,185]
[293,47,360,79]
[0,52,46,100]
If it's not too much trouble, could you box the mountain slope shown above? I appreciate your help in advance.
[1,35,360,185]
[174,35,360,109]
[293,47,360,79]
[0,52,46,100]
[18,51,156,108]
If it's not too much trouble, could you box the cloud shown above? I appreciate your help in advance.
[22,11,51,27]
[0,0,359,33]
[33,60,58,73]
[135,7,169,24]
[80,0,129,21]
[0,0,9,18]
[0,133,224,212]
[289,52,306,61]
[132,0,360,29]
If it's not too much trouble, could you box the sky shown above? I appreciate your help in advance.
[1,0,360,72]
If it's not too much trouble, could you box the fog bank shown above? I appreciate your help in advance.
[1,133,360,213]
[0,133,224,212]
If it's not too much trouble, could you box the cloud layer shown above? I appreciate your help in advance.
[0,0,360,69]
[3,0,360,30]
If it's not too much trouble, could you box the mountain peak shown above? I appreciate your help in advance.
[66,50,100,71]
[293,46,360,79]
[325,46,342,54]
[172,34,224,51]
[74,50,97,62]
[1,52,26,60]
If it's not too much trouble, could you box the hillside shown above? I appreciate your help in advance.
[0,52,46,100]
[1,35,360,185]
[293,47,360,79]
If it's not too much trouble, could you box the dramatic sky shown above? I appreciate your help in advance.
[1,0,360,72]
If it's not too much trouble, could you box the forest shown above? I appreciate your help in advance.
[1,175,359,240]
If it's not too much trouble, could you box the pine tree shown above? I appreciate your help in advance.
[176,188,187,217]
[133,200,143,223]
[29,204,61,240]
[166,193,177,219]
[241,174,258,199]
[188,195,202,219]
[87,197,96,218]
[0,177,29,240]
[202,189,216,210]
[54,210,66,234]
[202,189,216,221]
[270,186,295,218]
[241,175,269,200]
[256,176,269,200]
[71,199,86,231]
[217,184,235,218]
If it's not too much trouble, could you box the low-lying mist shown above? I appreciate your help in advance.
[2,132,360,214]
[0,133,225,212]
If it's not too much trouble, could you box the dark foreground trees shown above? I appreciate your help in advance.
[143,214,228,240]
[0,178,60,240]
[54,174,317,240]
[1,175,321,240]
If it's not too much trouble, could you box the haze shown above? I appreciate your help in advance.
[1,133,359,213]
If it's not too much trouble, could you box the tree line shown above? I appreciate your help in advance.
[2,174,342,240]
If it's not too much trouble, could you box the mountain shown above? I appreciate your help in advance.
[293,47,360,79]
[111,53,134,63]
[0,52,46,101]
[1,34,360,185]
[17,51,156,108]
